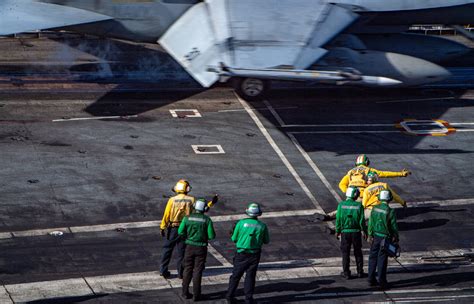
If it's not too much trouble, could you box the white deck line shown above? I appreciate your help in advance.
[208,243,232,267]
[289,130,401,134]
[287,133,342,202]
[295,286,474,299]
[52,115,138,122]
[263,100,286,126]
[375,97,455,104]
[2,252,473,303]
[235,94,325,214]
[2,198,474,239]
[218,106,298,113]
[283,123,395,128]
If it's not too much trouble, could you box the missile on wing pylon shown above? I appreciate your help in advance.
[209,65,402,86]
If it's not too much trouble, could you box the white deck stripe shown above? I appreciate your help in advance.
[290,130,400,134]
[392,198,474,209]
[2,198,474,239]
[218,106,298,113]
[52,115,138,122]
[0,286,13,304]
[296,286,474,299]
[283,123,394,127]
[287,133,342,202]
[263,100,286,126]
[5,278,93,303]
[375,97,455,104]
[3,256,473,303]
[207,244,232,267]
[392,295,474,301]
[235,94,325,213]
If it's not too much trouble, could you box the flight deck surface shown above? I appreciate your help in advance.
[0,36,473,303]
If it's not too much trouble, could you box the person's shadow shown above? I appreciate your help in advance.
[203,279,335,302]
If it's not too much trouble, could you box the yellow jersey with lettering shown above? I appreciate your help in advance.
[362,182,405,209]
[339,165,406,194]
[160,194,195,229]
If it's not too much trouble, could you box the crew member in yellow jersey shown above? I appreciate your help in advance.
[339,154,410,196]
[316,155,410,221]
[159,179,218,279]
[362,172,406,219]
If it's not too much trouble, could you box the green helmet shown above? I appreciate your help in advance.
[355,154,370,166]
[246,202,262,217]
[345,186,360,200]
[367,171,378,182]
[378,189,393,202]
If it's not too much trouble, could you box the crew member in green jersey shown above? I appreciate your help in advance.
[336,186,367,279]
[178,199,216,301]
[226,203,270,304]
[368,189,399,289]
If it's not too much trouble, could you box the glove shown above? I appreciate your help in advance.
[402,201,408,208]
[210,194,219,207]
[336,233,341,240]
[362,232,368,241]
[160,229,166,238]
[392,236,399,244]
[401,169,411,177]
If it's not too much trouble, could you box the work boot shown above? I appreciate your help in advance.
[193,294,204,302]
[226,297,237,304]
[182,292,192,299]
[357,272,367,278]
[340,272,351,280]
[160,271,171,279]
[368,279,377,287]
[379,281,390,290]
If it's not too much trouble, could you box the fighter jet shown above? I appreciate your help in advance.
[1,0,474,100]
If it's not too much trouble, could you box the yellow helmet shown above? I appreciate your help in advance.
[173,179,191,194]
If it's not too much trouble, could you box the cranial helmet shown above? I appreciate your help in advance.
[246,202,262,217]
[195,198,208,212]
[378,189,393,202]
[345,186,360,200]
[367,171,378,183]
[356,154,370,166]
[173,179,191,194]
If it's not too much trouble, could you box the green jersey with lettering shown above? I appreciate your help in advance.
[178,212,215,247]
[368,202,398,239]
[335,198,366,233]
[231,218,270,253]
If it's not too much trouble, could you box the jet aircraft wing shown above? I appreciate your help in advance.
[159,0,358,87]
[0,0,112,36]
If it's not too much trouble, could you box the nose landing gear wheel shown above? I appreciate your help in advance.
[232,77,269,101]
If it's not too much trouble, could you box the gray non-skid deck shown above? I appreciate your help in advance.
[0,36,473,303]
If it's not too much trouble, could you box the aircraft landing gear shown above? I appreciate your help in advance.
[232,77,270,101]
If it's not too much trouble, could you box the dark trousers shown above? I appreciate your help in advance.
[182,245,207,297]
[160,227,185,277]
[368,236,389,284]
[226,251,261,303]
[340,232,363,275]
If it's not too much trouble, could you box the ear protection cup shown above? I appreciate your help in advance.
[173,180,191,193]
